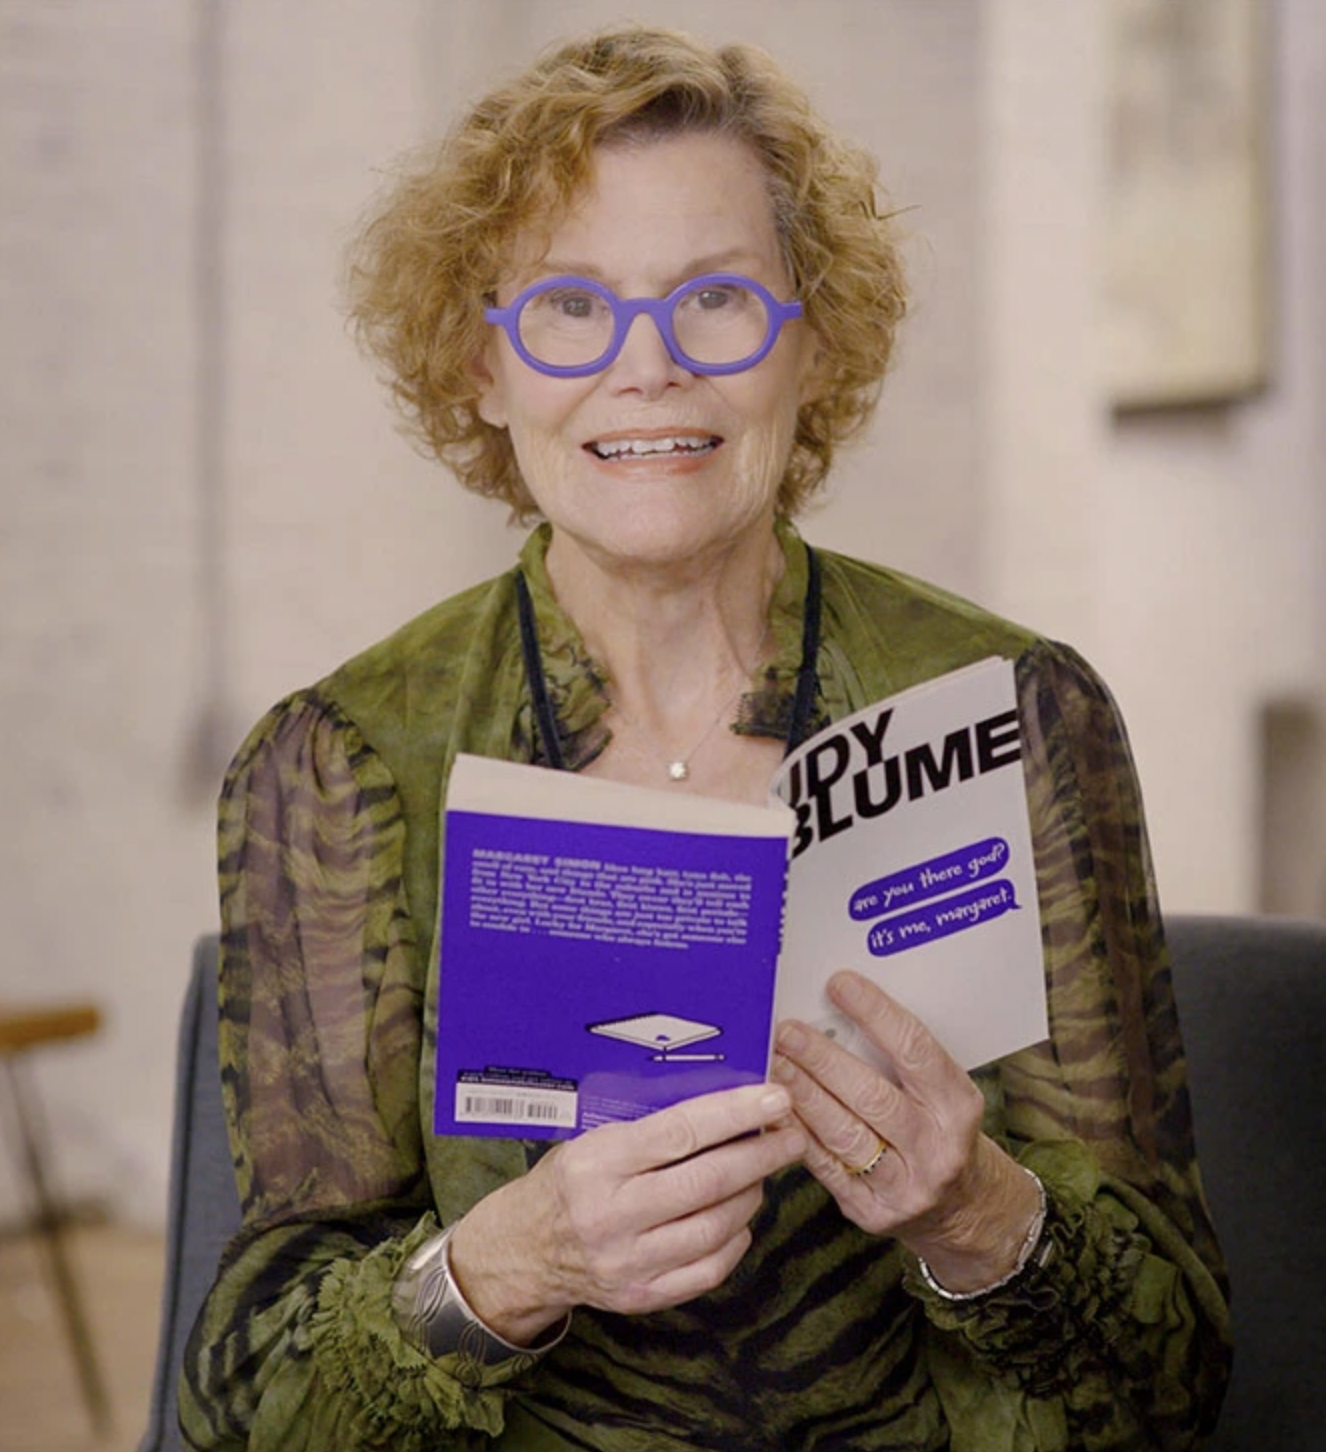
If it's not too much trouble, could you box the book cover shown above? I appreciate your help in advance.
[433,758,793,1139]
[434,657,1047,1140]
[771,657,1046,1072]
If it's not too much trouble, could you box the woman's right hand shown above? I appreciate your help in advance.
[446,1082,803,1345]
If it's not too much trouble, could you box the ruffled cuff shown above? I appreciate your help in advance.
[308,1216,534,1448]
[902,1141,1149,1397]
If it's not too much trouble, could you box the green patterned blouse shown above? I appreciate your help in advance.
[181,523,1231,1451]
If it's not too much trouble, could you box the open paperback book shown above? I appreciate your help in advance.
[433,656,1047,1139]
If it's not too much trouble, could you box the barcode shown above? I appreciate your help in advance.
[463,1095,564,1121]
[455,1086,578,1128]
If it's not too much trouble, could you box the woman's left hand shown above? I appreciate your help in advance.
[773,969,1042,1295]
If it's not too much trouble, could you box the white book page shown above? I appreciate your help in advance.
[448,752,793,838]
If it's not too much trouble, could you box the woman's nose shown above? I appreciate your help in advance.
[603,313,690,395]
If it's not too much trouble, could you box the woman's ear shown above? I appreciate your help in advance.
[469,349,508,429]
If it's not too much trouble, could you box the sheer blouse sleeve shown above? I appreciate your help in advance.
[178,691,532,1452]
[905,640,1232,1449]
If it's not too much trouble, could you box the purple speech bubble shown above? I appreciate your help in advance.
[849,837,1011,921]
[865,878,1021,957]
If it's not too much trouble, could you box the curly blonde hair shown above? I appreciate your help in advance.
[346,25,907,520]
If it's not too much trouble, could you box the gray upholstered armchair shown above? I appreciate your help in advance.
[137,936,239,1452]
[1164,913,1326,1448]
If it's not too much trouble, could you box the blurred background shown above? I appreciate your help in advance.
[1,0,1322,1444]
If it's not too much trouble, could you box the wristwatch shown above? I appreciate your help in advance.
[392,1225,570,1374]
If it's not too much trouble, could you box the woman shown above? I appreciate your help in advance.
[182,25,1231,1452]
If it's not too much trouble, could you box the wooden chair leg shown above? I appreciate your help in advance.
[0,1055,112,1436]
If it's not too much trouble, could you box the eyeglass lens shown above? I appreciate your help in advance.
[516,278,775,371]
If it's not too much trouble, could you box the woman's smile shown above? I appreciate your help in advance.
[584,429,723,465]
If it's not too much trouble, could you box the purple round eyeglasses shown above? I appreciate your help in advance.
[484,272,804,379]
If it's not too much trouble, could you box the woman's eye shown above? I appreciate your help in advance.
[694,287,737,311]
[547,290,598,320]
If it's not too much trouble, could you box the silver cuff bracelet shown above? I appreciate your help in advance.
[391,1225,570,1374]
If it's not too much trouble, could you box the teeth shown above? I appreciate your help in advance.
[591,435,716,459]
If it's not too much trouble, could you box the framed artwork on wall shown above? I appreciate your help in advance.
[1103,0,1270,409]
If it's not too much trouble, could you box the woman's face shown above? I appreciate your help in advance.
[476,131,821,575]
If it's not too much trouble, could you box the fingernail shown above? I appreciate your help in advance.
[829,970,866,1007]
[761,1087,791,1116]
[777,1022,807,1054]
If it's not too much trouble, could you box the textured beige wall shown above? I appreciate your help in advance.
[1091,0,1326,918]
[1,0,1322,1227]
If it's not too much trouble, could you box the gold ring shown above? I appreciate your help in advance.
[843,1137,890,1177]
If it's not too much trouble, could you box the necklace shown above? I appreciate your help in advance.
[513,546,823,773]
[608,660,763,783]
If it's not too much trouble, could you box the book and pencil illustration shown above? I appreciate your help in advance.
[587,1012,727,1062]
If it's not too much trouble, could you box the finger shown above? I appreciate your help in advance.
[637,1181,765,1273]
[618,1219,757,1316]
[823,974,988,1180]
[826,971,969,1104]
[774,1019,908,1141]
[799,1121,892,1194]
[636,1119,806,1227]
[795,1125,902,1238]
[547,1177,763,1320]
[563,1171,776,1318]
[771,1047,897,1172]
[620,1082,795,1175]
[546,1106,801,1276]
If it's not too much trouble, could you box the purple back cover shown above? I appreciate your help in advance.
[434,810,788,1139]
